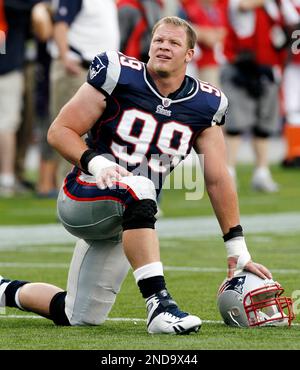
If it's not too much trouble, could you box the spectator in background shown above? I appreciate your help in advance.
[14,37,37,193]
[30,1,55,196]
[220,0,299,192]
[179,0,226,87]
[117,0,162,63]
[0,0,40,197]
[14,1,53,194]
[38,0,120,197]
[282,0,300,168]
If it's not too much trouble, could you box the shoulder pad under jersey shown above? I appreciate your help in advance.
[87,51,122,96]
[212,90,228,126]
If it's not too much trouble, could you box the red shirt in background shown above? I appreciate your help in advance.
[117,0,162,62]
[220,0,291,68]
[181,0,226,67]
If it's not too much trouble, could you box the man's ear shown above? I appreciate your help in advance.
[185,49,194,63]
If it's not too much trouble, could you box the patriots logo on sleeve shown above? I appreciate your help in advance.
[89,56,105,80]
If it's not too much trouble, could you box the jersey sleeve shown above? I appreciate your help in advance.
[53,0,82,25]
[87,51,121,96]
[211,91,228,126]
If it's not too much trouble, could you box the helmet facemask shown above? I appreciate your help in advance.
[244,283,295,327]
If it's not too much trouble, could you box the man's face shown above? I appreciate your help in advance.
[148,23,194,77]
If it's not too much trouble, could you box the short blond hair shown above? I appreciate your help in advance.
[152,16,197,50]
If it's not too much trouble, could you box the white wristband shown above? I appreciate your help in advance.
[225,236,251,270]
[87,155,116,178]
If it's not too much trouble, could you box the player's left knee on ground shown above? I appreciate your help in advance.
[68,286,118,326]
[121,176,158,230]
[64,239,130,326]
[51,286,121,327]
[49,285,119,327]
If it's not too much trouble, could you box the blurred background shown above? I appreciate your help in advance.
[0,0,299,201]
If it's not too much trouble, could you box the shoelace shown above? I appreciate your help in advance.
[164,304,188,319]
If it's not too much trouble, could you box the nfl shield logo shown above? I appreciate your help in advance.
[162,98,171,108]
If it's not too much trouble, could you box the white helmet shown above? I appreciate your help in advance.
[217,271,295,327]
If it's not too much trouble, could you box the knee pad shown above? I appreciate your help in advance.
[49,291,70,326]
[119,175,156,201]
[122,199,157,230]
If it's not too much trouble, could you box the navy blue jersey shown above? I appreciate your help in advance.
[85,51,228,191]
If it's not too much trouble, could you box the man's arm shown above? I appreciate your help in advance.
[53,21,81,75]
[194,125,272,279]
[31,2,53,42]
[53,21,69,62]
[47,82,106,165]
[194,125,239,234]
[47,82,131,187]
[52,0,83,74]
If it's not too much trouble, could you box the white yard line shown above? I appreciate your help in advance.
[0,212,300,248]
[0,262,299,275]
[0,314,223,325]
[0,314,299,326]
[0,314,221,324]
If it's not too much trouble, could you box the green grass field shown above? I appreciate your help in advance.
[0,164,299,350]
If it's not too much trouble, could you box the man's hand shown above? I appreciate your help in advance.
[95,165,132,189]
[62,54,82,75]
[86,154,132,189]
[223,226,272,280]
[227,256,272,280]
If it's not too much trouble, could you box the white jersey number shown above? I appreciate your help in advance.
[111,109,193,173]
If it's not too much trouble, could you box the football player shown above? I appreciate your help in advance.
[0,16,272,334]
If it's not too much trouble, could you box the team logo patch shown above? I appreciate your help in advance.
[219,276,246,295]
[155,98,172,116]
[89,56,105,80]
[156,105,171,117]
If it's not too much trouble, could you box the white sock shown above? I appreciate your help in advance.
[15,287,25,310]
[0,280,10,309]
[0,174,15,187]
[254,167,270,177]
[133,262,164,284]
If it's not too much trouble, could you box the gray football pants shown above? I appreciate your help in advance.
[57,189,130,326]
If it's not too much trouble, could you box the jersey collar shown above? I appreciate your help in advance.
[143,65,199,106]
